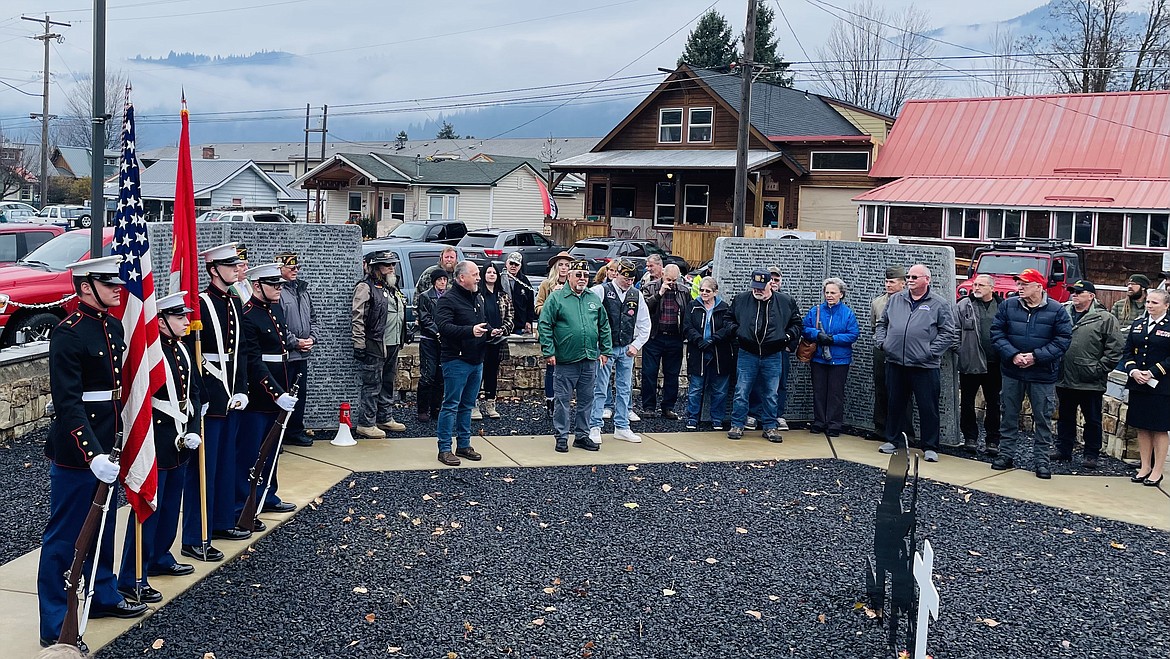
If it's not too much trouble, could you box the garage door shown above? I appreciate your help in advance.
[797,186,866,241]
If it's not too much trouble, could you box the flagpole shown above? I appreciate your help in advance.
[134,518,144,601]
[195,330,210,555]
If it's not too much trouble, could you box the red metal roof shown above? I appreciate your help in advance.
[853,176,1170,210]
[869,91,1170,179]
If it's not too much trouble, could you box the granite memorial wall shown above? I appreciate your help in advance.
[712,238,960,446]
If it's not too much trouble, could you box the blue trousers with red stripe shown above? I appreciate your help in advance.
[118,465,186,590]
[182,412,239,544]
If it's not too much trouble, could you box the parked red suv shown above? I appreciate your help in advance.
[0,228,117,346]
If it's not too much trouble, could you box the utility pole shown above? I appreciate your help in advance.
[732,0,757,238]
[22,14,70,210]
[89,0,107,259]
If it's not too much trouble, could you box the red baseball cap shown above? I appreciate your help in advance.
[1013,268,1046,285]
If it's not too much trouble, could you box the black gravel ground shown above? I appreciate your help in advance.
[0,427,50,564]
[100,459,1168,659]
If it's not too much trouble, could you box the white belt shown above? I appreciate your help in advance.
[262,354,285,363]
[82,388,121,402]
[204,353,234,363]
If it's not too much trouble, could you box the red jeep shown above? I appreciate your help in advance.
[0,229,118,346]
[957,239,1086,303]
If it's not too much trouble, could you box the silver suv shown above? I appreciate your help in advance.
[197,210,291,223]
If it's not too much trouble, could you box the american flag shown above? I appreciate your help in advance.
[113,90,162,521]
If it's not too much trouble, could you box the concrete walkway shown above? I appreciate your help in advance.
[2,430,1166,657]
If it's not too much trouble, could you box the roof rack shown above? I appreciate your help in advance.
[987,238,1077,252]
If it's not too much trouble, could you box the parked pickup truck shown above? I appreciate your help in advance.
[956,239,1086,303]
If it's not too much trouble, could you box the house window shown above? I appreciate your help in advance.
[688,108,713,143]
[1127,213,1169,248]
[683,184,708,224]
[862,205,887,235]
[590,184,636,217]
[1024,210,1051,239]
[945,208,980,240]
[654,182,675,225]
[1096,212,1124,247]
[383,193,406,221]
[19,186,33,201]
[659,108,683,143]
[428,194,458,220]
[810,151,870,172]
[986,209,1022,239]
[1054,211,1094,245]
[348,192,362,212]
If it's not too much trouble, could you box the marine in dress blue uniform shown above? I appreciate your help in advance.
[181,242,251,562]
[116,291,203,603]
[235,262,298,532]
[37,256,147,648]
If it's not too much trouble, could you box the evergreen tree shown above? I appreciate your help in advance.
[395,130,408,149]
[746,1,793,86]
[435,121,458,139]
[678,10,737,69]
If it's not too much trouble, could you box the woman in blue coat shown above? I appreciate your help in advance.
[802,278,860,436]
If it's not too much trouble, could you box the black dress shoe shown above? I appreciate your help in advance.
[572,437,600,452]
[181,544,224,562]
[212,527,252,541]
[41,637,89,653]
[1143,475,1164,487]
[1035,466,1052,480]
[1131,471,1153,483]
[1081,457,1099,469]
[90,599,148,619]
[252,518,267,532]
[991,457,1014,471]
[661,410,679,420]
[261,501,296,514]
[118,585,163,603]
[148,563,195,577]
[454,446,482,461]
[285,435,313,447]
[554,440,569,453]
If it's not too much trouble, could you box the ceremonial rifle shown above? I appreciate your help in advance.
[235,374,301,531]
[58,431,124,650]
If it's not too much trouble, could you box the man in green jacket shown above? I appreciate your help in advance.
[539,259,612,453]
[1055,280,1125,468]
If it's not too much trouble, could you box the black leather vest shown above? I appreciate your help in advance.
[601,282,639,347]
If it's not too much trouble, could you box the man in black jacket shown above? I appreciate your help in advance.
[434,260,493,466]
[641,263,690,419]
[415,269,448,422]
[501,251,535,334]
[276,251,318,446]
[727,269,801,442]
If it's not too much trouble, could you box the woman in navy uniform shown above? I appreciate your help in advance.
[116,291,203,603]
[37,256,146,649]
[1116,288,1170,486]
[236,262,298,532]
[182,242,250,562]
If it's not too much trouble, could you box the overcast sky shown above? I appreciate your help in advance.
[0,0,1046,144]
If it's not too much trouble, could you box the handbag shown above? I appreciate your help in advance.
[796,306,820,363]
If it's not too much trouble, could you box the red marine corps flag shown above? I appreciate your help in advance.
[112,87,163,520]
[170,91,201,329]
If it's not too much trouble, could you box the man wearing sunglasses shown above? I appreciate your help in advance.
[276,252,318,447]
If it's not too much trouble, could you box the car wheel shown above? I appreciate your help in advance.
[12,312,60,344]
[78,215,92,229]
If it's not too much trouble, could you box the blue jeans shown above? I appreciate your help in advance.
[749,351,790,419]
[687,353,730,426]
[437,359,483,453]
[731,351,783,430]
[1000,376,1056,469]
[591,347,634,430]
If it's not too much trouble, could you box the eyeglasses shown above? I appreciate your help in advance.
[906,275,925,280]
[282,265,299,271]
[699,288,715,293]
[570,272,589,279]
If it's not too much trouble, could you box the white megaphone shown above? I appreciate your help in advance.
[330,402,357,447]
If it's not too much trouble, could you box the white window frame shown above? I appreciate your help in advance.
[1053,210,1096,246]
[861,205,887,236]
[810,151,871,172]
[682,184,709,225]
[687,107,713,143]
[944,207,981,240]
[428,194,458,220]
[658,108,683,144]
[385,192,406,221]
[1126,212,1170,248]
[654,181,676,226]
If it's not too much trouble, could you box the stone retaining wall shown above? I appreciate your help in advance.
[0,344,52,443]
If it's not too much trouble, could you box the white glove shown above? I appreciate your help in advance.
[276,393,298,412]
[200,402,209,418]
[181,433,202,450]
[89,454,119,484]
[228,393,250,410]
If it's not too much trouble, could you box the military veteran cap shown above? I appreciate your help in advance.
[274,251,299,268]
[67,255,125,284]
[1013,268,1046,285]
[157,290,192,315]
[506,251,523,265]
[1128,273,1152,288]
[1067,280,1095,294]
[885,266,907,280]
[235,242,250,261]
[569,258,591,272]
[750,269,770,290]
[200,242,241,265]
[245,263,283,284]
[615,259,637,278]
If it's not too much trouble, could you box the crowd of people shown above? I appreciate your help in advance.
[38,240,1169,652]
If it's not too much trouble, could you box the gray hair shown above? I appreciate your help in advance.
[700,276,718,291]
[647,254,663,267]
[1147,289,1170,305]
[974,274,994,286]
[453,260,478,280]
[909,263,932,278]
[663,263,681,278]
[823,277,847,296]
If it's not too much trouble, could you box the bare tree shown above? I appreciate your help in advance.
[0,129,38,204]
[1130,0,1170,90]
[812,1,938,115]
[1039,0,1130,93]
[55,71,130,148]
[967,27,1048,96]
